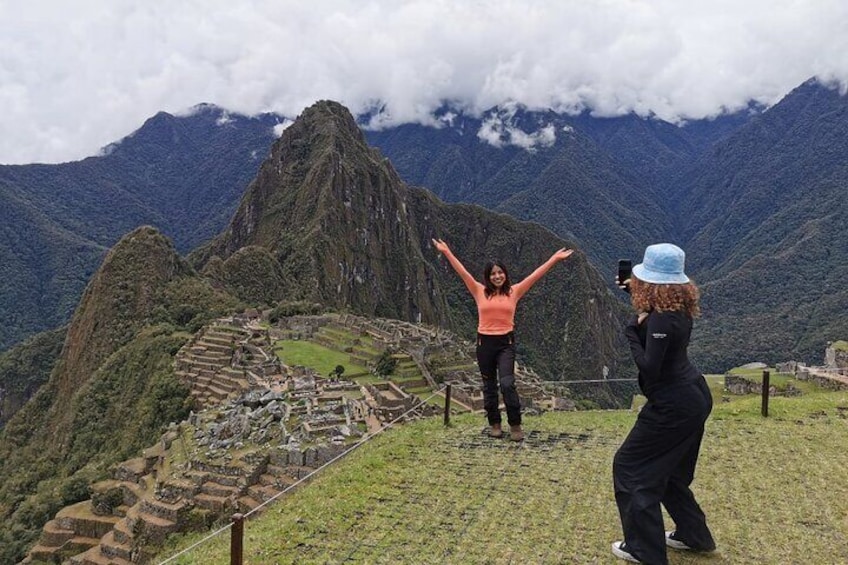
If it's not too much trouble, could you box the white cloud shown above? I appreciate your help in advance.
[476,104,557,150]
[272,119,294,137]
[1,0,847,164]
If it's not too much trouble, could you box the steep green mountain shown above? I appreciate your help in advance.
[365,108,751,278]
[0,103,629,562]
[674,79,848,369]
[0,226,239,563]
[8,81,843,375]
[489,128,672,276]
[0,101,747,359]
[192,100,629,380]
[0,186,107,353]
[0,105,279,351]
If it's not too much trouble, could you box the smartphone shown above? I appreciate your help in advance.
[617,260,632,291]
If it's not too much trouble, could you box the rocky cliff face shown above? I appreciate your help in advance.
[193,100,628,379]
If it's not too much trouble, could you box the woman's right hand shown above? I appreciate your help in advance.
[432,238,450,255]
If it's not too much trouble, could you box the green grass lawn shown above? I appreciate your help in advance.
[158,387,848,564]
[274,340,367,377]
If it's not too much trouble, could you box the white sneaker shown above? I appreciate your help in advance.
[611,541,641,563]
[665,531,692,550]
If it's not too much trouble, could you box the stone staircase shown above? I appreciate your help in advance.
[174,324,254,409]
[24,500,120,564]
[25,438,322,564]
[23,453,153,564]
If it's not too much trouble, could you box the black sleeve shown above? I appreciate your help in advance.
[624,313,673,381]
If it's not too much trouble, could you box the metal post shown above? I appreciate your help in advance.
[761,370,770,417]
[230,513,244,565]
[444,384,452,426]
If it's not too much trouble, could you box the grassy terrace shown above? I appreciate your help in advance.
[159,384,848,564]
[274,340,368,378]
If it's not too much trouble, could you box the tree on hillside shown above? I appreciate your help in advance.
[329,365,345,380]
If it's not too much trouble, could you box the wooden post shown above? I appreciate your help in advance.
[761,370,770,417]
[443,384,452,426]
[230,513,244,565]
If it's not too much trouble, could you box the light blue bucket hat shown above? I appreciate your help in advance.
[632,243,690,284]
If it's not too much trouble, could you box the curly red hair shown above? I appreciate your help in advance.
[630,276,701,318]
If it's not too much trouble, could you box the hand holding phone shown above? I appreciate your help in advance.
[617,259,632,293]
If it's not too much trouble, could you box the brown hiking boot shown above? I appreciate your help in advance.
[488,423,504,438]
[510,425,524,442]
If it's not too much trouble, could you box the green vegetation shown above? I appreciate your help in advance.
[0,327,66,427]
[373,349,398,377]
[218,246,287,305]
[159,387,848,564]
[274,340,367,377]
[0,107,276,351]
[0,327,193,563]
[268,301,327,323]
[0,227,242,563]
[831,340,848,352]
[724,366,816,394]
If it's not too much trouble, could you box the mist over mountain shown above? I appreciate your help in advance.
[364,106,754,277]
[1,78,845,373]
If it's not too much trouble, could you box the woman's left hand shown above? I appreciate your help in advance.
[553,248,574,262]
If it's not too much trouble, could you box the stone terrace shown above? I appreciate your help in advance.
[24,389,355,565]
[174,320,283,410]
[23,313,577,564]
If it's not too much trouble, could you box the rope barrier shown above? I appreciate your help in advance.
[156,373,731,563]
[537,378,637,384]
[156,385,448,564]
[157,522,233,564]
[243,385,447,518]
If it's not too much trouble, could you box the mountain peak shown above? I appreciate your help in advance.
[280,99,368,151]
[194,99,404,261]
[57,226,190,398]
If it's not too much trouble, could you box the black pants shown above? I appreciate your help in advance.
[476,332,521,426]
[613,378,716,565]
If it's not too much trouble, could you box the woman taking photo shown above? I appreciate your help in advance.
[432,238,573,442]
[611,243,716,564]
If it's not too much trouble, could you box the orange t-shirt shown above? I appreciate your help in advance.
[444,251,561,335]
[474,288,519,334]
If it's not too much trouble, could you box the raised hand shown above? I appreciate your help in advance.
[432,238,450,255]
[552,248,574,262]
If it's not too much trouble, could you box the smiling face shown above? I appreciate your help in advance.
[483,260,511,296]
[489,265,506,288]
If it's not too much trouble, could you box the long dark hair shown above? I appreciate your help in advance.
[483,260,511,298]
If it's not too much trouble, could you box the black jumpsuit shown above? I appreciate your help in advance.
[613,310,716,564]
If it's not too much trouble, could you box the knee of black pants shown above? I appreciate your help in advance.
[498,374,516,393]
[481,374,499,395]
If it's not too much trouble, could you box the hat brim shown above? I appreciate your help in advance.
[632,263,690,285]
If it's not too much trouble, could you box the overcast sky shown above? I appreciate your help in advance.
[2,0,847,164]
